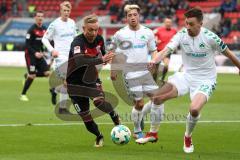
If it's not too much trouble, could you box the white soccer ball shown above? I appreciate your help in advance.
[111,125,131,145]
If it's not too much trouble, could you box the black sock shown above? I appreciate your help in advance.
[161,66,168,81]
[152,72,158,82]
[84,120,101,137]
[94,100,120,125]
[21,78,34,95]
[50,88,56,94]
[109,110,120,125]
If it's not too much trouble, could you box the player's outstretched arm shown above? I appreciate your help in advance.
[102,52,115,64]
[223,48,240,75]
[150,47,172,65]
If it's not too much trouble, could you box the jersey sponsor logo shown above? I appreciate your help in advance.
[121,36,131,40]
[186,52,207,57]
[34,29,45,37]
[60,33,74,38]
[74,46,81,54]
[133,43,146,49]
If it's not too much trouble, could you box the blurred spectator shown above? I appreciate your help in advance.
[11,0,18,16]
[212,25,222,37]
[219,0,237,16]
[6,43,14,51]
[188,0,207,1]
[98,0,109,10]
[0,0,7,17]
[113,0,188,24]
[169,0,180,12]
[232,19,240,31]
[28,4,36,17]
[230,34,240,50]
[109,3,119,15]
[178,0,189,10]
[220,18,232,37]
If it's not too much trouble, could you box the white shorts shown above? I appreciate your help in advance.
[53,58,68,79]
[168,72,216,101]
[124,72,159,100]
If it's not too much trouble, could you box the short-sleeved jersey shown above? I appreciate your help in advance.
[67,34,105,84]
[153,27,177,51]
[25,24,46,56]
[43,17,77,60]
[112,25,157,79]
[167,27,227,80]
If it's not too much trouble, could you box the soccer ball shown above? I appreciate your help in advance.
[111,125,131,145]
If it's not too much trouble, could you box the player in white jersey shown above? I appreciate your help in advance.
[111,4,164,142]
[137,8,240,153]
[42,1,77,113]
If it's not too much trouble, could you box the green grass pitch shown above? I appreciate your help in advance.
[0,67,239,160]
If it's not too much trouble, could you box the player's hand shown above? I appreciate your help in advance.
[148,60,156,70]
[51,50,59,58]
[102,52,115,64]
[35,52,43,59]
[111,70,117,81]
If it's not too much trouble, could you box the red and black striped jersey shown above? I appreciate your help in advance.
[25,24,46,55]
[67,34,105,85]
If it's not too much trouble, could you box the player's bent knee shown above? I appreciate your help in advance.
[93,97,104,106]
[28,74,36,79]
[134,99,144,110]
[153,98,163,105]
[44,71,50,77]
[190,108,199,117]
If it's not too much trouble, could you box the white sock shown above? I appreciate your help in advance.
[142,101,152,117]
[59,86,68,109]
[54,85,61,93]
[185,112,200,137]
[150,103,164,133]
[131,107,143,133]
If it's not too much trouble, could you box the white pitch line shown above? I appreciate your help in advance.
[1,120,240,127]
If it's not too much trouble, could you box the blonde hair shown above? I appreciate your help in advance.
[124,4,140,15]
[60,1,72,10]
[83,14,98,26]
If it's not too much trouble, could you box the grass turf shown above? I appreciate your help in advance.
[0,67,239,160]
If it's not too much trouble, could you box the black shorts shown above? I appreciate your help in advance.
[25,52,49,74]
[68,82,104,114]
[68,81,104,100]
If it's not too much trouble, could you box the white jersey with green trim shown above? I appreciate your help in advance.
[167,27,227,80]
[43,17,77,61]
[113,25,157,79]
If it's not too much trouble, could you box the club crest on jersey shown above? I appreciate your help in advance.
[140,35,146,40]
[74,46,81,54]
[199,43,205,49]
